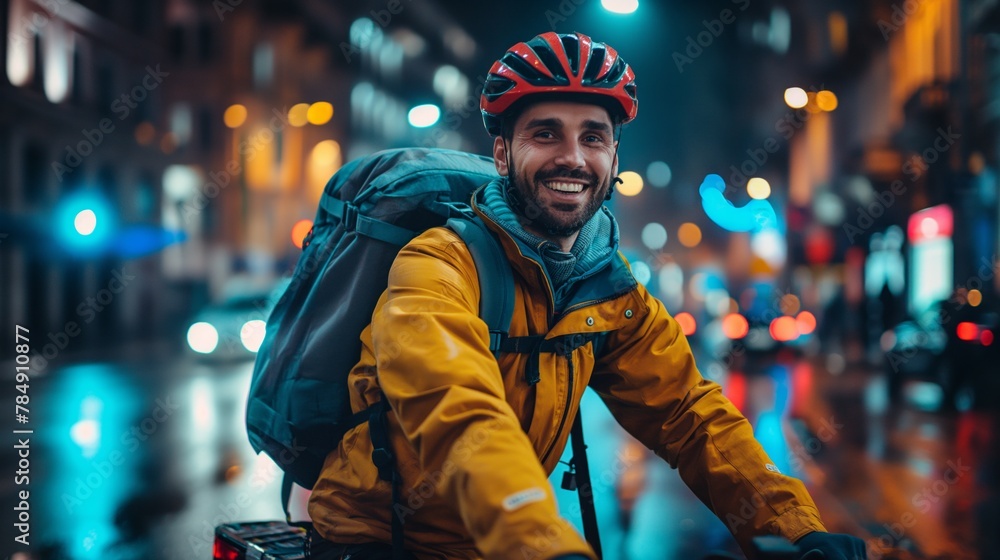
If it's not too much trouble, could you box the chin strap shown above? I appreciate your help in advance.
[607,176,622,201]
[605,122,625,201]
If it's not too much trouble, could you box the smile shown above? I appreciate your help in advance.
[543,181,587,193]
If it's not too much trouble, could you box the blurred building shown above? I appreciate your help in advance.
[0,0,171,359]
[0,0,482,363]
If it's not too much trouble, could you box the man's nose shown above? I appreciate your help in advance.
[553,140,586,169]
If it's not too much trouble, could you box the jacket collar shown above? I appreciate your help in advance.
[470,183,639,328]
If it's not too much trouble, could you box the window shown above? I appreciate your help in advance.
[169,25,184,61]
[197,21,214,63]
[198,105,213,151]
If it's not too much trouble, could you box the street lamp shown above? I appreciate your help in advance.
[602,0,638,14]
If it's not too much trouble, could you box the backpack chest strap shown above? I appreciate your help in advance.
[500,333,604,385]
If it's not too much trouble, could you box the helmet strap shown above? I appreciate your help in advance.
[606,122,624,201]
[501,136,525,213]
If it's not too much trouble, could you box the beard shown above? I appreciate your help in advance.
[506,165,610,238]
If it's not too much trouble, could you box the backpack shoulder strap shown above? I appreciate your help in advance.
[446,216,515,358]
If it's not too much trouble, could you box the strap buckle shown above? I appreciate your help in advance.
[342,203,359,231]
[488,331,506,356]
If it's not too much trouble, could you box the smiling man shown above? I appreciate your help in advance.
[306,32,866,560]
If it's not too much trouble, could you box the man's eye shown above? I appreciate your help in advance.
[536,131,555,139]
[585,135,605,143]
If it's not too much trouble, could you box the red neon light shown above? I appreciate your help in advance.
[907,204,953,244]
[957,322,979,341]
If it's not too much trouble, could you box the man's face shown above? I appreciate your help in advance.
[493,101,618,240]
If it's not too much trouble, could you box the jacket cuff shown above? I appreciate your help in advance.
[763,505,828,543]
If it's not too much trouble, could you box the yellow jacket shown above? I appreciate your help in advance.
[308,192,827,559]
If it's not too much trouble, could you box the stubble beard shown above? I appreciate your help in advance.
[507,166,610,239]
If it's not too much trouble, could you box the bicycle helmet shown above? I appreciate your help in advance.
[481,31,638,136]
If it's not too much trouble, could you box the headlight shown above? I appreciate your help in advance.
[240,320,266,352]
[187,322,219,354]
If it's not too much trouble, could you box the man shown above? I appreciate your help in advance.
[308,32,867,560]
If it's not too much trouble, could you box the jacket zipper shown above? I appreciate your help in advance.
[540,351,575,465]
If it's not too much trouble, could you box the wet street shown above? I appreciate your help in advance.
[2,344,996,560]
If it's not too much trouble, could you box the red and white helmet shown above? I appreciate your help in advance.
[481,31,638,136]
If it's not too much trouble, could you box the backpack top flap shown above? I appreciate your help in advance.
[247,148,501,488]
[319,147,499,227]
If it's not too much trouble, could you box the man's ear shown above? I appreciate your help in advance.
[493,136,509,176]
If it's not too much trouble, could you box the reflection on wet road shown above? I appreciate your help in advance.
[1,347,995,559]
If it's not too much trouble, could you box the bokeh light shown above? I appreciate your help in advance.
[957,322,978,341]
[675,312,697,336]
[408,104,441,128]
[223,104,247,128]
[678,223,702,247]
[770,316,799,342]
[602,0,639,14]
[187,322,219,354]
[779,294,801,315]
[796,311,817,335]
[291,219,314,249]
[307,101,334,125]
[641,222,668,250]
[647,161,672,188]
[288,103,310,127]
[722,313,749,339]
[617,171,644,196]
[968,289,982,307]
[816,90,838,111]
[631,260,652,286]
[240,320,267,352]
[747,177,771,200]
[134,122,156,145]
[74,210,97,236]
[784,87,808,108]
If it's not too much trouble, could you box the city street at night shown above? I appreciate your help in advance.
[3,0,1000,558]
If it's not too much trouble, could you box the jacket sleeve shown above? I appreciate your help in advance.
[372,231,595,560]
[590,283,827,553]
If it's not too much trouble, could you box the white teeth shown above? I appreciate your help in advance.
[545,181,584,193]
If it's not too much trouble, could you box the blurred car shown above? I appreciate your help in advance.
[721,306,816,375]
[185,278,290,361]
[942,306,998,410]
[882,317,947,403]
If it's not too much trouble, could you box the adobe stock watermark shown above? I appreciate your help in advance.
[60,394,182,513]
[419,75,489,149]
[885,256,998,372]
[842,126,960,244]
[785,416,842,473]
[180,107,292,222]
[30,266,137,371]
[544,0,586,29]
[340,0,414,63]
[867,458,971,559]
[213,0,243,21]
[51,65,169,182]
[672,0,750,73]
[877,0,928,40]
[391,418,503,524]
[727,86,827,190]
[188,440,308,556]
[519,438,647,559]
[8,0,70,47]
